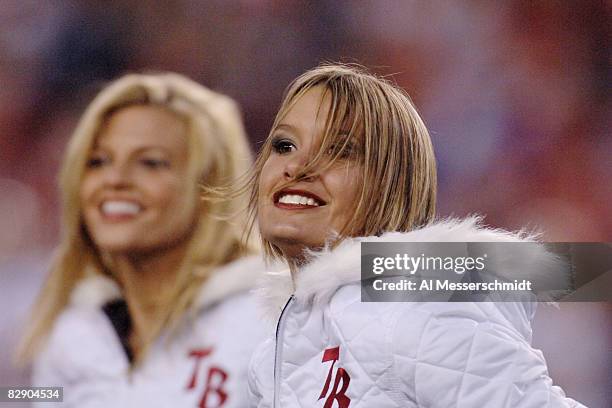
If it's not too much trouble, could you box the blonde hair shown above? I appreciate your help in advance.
[19,73,258,363]
[250,63,437,258]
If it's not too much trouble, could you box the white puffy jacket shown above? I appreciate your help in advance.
[248,218,586,407]
[33,255,272,407]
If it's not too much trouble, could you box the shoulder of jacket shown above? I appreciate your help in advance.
[193,254,270,310]
[302,216,566,302]
[37,304,127,379]
[70,274,122,308]
[71,255,270,311]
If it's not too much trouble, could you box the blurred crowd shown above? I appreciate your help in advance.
[0,1,609,405]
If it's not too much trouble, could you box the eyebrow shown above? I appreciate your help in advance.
[274,123,299,134]
[90,144,173,157]
[328,132,361,148]
[274,123,355,138]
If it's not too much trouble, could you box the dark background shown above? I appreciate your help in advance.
[0,1,609,406]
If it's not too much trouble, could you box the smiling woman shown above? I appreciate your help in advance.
[251,65,436,268]
[18,73,268,407]
[80,105,195,254]
[258,86,363,260]
[247,64,586,408]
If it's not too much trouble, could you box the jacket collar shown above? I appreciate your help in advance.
[70,255,266,311]
[257,216,570,317]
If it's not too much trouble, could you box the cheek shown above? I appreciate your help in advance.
[78,178,100,239]
[79,176,96,210]
[330,170,362,211]
[156,184,182,208]
[326,173,363,236]
[141,176,191,226]
[161,181,194,214]
[346,169,363,203]
[257,160,276,202]
[257,164,279,230]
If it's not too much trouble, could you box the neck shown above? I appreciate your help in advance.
[281,243,327,280]
[283,251,309,280]
[108,241,190,353]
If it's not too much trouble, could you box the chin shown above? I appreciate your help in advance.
[268,234,327,261]
[263,225,304,245]
[93,240,138,254]
[88,230,141,253]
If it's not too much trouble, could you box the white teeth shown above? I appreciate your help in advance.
[101,201,141,216]
[278,194,319,206]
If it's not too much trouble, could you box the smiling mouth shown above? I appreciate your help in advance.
[274,189,326,209]
[99,200,143,221]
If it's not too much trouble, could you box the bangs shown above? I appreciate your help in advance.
[252,63,437,259]
[318,82,365,164]
[273,78,366,181]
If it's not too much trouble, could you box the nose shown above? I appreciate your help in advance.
[283,150,316,182]
[101,163,132,189]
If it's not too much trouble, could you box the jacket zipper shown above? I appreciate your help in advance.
[273,295,294,408]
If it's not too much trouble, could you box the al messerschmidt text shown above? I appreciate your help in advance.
[372,279,532,292]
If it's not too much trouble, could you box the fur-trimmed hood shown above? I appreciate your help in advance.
[70,255,267,311]
[256,216,571,317]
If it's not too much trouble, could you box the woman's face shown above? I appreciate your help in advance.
[80,105,198,254]
[258,86,362,260]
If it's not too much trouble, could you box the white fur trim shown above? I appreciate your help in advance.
[70,274,122,308]
[193,255,268,310]
[70,255,269,311]
[252,268,294,322]
[257,216,571,315]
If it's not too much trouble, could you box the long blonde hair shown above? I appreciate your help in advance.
[19,73,258,363]
[249,63,437,259]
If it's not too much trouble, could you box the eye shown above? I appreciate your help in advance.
[85,155,108,168]
[140,158,170,169]
[271,137,296,155]
[327,141,356,160]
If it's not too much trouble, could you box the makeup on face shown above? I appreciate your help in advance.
[80,105,197,254]
[257,86,363,260]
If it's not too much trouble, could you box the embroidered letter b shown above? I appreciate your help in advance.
[318,346,351,408]
[186,348,229,408]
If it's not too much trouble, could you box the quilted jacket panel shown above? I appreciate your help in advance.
[248,218,587,408]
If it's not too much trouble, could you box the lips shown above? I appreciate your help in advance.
[273,189,326,209]
[99,199,143,221]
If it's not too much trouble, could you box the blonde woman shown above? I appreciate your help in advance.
[247,64,585,407]
[19,73,268,407]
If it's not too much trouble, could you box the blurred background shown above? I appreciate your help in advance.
[0,0,609,406]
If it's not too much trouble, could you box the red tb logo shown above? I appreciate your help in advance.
[186,348,229,408]
[318,346,351,408]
